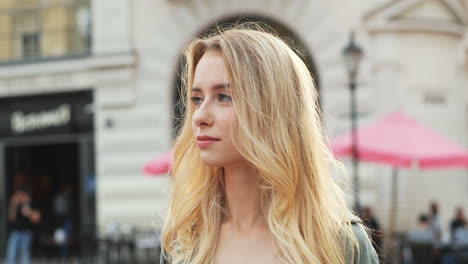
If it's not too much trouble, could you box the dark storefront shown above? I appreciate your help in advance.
[0,90,96,259]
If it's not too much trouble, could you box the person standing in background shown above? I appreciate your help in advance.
[429,201,442,245]
[53,184,73,257]
[450,207,466,244]
[5,186,41,264]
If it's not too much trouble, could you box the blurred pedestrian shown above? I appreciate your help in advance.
[405,214,434,264]
[429,201,442,245]
[407,214,433,243]
[53,184,73,257]
[440,209,467,264]
[5,186,41,264]
[450,207,466,244]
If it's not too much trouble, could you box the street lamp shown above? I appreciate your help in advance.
[342,31,363,212]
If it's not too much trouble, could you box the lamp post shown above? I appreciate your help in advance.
[342,32,363,212]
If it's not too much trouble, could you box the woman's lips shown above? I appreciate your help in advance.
[196,135,220,148]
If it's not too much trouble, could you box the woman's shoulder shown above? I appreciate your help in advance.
[350,219,369,244]
[348,219,380,264]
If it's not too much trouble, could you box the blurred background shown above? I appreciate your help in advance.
[0,0,467,263]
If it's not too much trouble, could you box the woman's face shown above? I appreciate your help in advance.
[191,51,243,167]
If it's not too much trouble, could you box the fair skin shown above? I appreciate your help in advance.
[191,50,281,264]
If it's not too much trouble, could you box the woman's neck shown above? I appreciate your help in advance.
[223,162,266,232]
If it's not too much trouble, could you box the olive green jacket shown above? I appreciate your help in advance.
[160,222,379,264]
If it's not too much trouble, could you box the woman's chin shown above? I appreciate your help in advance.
[200,155,223,167]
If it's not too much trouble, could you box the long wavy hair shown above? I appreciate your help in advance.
[161,25,360,264]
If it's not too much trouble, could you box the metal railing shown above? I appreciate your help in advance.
[25,227,162,264]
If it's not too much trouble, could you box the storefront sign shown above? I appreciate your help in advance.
[10,104,71,134]
[0,91,93,137]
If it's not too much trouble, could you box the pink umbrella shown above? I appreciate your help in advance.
[143,150,174,176]
[331,111,468,252]
[332,111,468,169]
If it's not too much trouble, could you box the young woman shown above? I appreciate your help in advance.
[160,25,379,264]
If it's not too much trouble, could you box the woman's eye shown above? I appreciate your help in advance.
[217,94,232,102]
[190,96,203,105]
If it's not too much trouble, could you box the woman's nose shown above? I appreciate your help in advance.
[193,100,214,127]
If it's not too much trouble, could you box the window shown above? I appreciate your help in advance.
[21,32,40,58]
[0,0,91,63]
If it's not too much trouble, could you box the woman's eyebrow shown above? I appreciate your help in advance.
[192,83,230,92]
[212,83,230,90]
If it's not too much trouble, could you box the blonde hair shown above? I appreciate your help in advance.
[162,25,360,264]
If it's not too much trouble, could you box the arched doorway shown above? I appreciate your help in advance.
[171,16,320,138]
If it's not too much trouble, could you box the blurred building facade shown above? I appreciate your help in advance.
[0,0,467,256]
